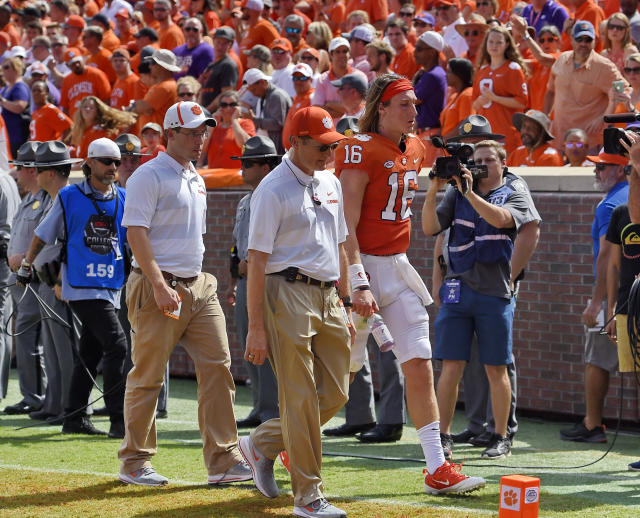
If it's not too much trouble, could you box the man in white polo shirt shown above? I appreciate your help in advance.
[117,101,252,487]
[239,106,353,518]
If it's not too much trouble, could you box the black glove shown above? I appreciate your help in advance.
[16,259,32,285]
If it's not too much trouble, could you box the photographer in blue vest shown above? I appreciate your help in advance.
[17,139,129,439]
[422,140,532,460]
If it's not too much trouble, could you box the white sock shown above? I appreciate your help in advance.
[417,421,446,475]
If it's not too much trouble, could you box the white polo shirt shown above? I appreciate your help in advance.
[249,153,347,281]
[122,152,207,278]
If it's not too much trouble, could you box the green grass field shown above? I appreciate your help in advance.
[1,371,639,517]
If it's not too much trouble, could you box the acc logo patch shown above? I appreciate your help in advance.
[191,104,202,115]
[384,160,394,169]
[125,142,135,152]
[322,116,333,129]
[354,134,372,142]
[463,122,472,134]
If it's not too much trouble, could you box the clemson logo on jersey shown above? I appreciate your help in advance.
[384,160,394,168]
[354,134,372,141]
[322,116,332,129]
[191,104,202,115]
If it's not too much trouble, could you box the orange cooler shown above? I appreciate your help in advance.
[499,475,540,518]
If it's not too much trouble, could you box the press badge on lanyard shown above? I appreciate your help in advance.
[444,279,461,304]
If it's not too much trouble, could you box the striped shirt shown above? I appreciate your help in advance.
[123,152,207,278]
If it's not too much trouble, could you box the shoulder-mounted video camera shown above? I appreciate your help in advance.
[428,136,489,194]
[603,113,640,167]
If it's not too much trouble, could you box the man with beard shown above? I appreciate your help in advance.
[507,110,564,167]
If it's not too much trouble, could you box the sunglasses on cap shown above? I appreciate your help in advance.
[565,142,585,149]
[285,26,301,34]
[464,30,480,37]
[95,157,121,167]
[220,101,238,107]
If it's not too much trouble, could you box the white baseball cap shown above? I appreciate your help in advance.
[8,46,26,58]
[329,37,350,53]
[164,101,217,130]
[292,62,313,78]
[418,31,445,52]
[243,67,270,85]
[88,137,121,159]
[242,0,263,11]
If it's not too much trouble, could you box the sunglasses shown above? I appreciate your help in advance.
[399,10,414,16]
[608,24,626,31]
[575,36,593,43]
[300,55,317,61]
[565,141,585,149]
[309,142,339,152]
[178,91,195,97]
[595,163,610,171]
[184,26,199,32]
[272,48,286,55]
[285,26,301,34]
[220,101,238,107]
[538,36,558,43]
[413,21,427,27]
[464,30,480,37]
[625,66,640,74]
[95,157,121,167]
[153,6,168,10]
[436,6,450,11]
[2,66,11,70]
[292,75,310,81]
[476,1,491,6]
[178,129,207,139]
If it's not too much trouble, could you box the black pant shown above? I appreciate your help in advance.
[67,299,127,421]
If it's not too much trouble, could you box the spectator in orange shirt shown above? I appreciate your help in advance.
[203,90,255,168]
[387,19,419,79]
[115,9,136,48]
[70,95,136,159]
[110,48,140,110]
[29,80,73,142]
[366,39,394,77]
[305,21,332,73]
[88,13,121,52]
[130,49,179,128]
[83,26,117,85]
[562,0,605,50]
[61,15,86,54]
[397,3,419,45]
[472,26,529,153]
[189,0,222,33]
[441,58,475,138]
[139,122,166,163]
[238,0,280,68]
[601,13,638,74]
[413,12,436,40]
[455,15,489,67]
[130,28,160,74]
[282,62,314,149]
[283,14,308,57]
[314,0,345,36]
[154,0,186,50]
[345,0,389,31]
[477,0,500,23]
[0,4,20,48]
[507,109,564,166]
[50,0,69,24]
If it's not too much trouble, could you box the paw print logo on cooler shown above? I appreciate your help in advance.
[501,485,521,511]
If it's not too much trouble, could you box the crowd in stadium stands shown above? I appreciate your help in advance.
[0,0,626,170]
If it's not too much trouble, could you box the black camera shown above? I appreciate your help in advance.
[603,126,640,156]
[428,137,489,193]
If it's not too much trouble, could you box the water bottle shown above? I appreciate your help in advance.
[369,314,395,352]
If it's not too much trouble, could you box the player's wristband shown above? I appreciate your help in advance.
[348,263,369,291]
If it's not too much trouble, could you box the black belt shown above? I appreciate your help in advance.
[132,267,198,285]
[272,268,336,289]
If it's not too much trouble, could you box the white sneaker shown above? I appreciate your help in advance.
[119,466,168,486]
[293,498,347,517]
[238,435,279,498]
[208,461,253,484]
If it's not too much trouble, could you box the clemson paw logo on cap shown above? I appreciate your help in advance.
[463,122,472,133]
[191,104,202,115]
[125,142,134,151]
[322,116,332,129]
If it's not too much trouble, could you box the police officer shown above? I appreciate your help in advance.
[3,142,48,416]
[18,139,128,438]
[227,135,281,428]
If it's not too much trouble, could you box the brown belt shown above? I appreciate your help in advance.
[131,267,198,284]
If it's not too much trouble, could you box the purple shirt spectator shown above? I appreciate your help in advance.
[173,41,215,79]
[414,65,446,129]
[521,0,569,36]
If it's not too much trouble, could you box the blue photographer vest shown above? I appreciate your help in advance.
[58,184,126,290]
[448,183,514,275]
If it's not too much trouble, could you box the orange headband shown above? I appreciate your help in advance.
[380,78,414,103]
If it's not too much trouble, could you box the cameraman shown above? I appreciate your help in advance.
[422,140,531,459]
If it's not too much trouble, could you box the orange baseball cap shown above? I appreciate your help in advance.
[63,15,86,30]
[270,37,293,52]
[586,151,629,166]
[435,0,460,7]
[290,107,345,145]
[299,47,320,60]
[115,8,130,19]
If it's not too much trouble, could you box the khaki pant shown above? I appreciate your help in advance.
[251,275,350,506]
[118,271,243,476]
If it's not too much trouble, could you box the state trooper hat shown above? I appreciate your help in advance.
[336,116,359,137]
[10,140,41,166]
[34,141,83,167]
[448,115,505,142]
[231,135,280,160]
[114,133,150,156]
